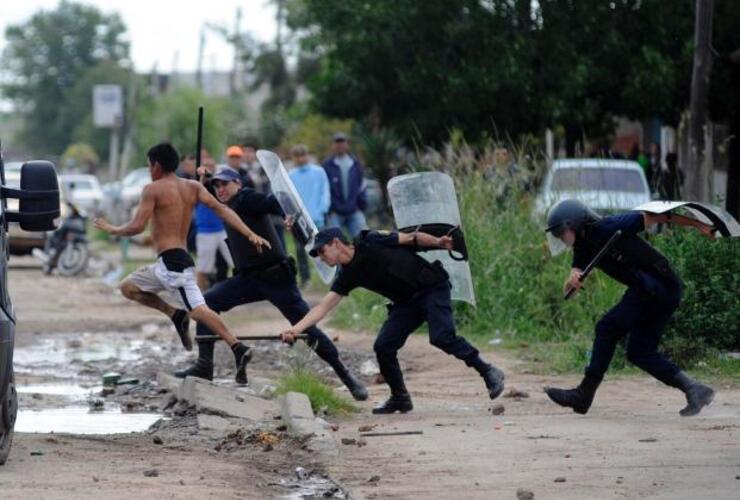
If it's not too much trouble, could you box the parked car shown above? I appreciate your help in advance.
[0,154,61,465]
[101,167,150,224]
[60,174,104,216]
[5,162,68,255]
[534,159,652,218]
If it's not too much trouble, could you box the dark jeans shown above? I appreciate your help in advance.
[195,271,341,370]
[586,273,682,385]
[373,283,485,394]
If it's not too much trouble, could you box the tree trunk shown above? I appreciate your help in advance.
[685,0,714,202]
[565,125,580,157]
[726,49,740,218]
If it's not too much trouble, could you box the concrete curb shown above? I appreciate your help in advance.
[156,371,278,425]
[280,392,338,457]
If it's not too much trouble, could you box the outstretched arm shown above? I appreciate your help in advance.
[643,212,716,239]
[280,292,344,343]
[398,231,454,250]
[94,185,155,236]
[197,183,271,251]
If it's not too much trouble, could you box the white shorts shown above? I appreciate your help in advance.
[196,231,234,274]
[127,258,205,311]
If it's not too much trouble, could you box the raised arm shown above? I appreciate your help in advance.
[643,212,716,239]
[197,183,271,251]
[93,185,155,236]
[280,292,344,343]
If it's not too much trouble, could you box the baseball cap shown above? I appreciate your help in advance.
[211,168,242,183]
[332,132,349,142]
[226,145,244,158]
[309,227,348,257]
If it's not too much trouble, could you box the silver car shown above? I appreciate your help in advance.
[60,174,104,216]
[534,159,652,217]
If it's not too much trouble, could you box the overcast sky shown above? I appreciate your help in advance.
[0,0,278,73]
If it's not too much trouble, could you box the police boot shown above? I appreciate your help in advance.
[173,360,213,381]
[480,364,506,400]
[668,371,715,417]
[231,343,253,385]
[334,364,369,401]
[372,393,413,414]
[545,374,601,415]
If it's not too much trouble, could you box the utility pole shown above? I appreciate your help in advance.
[685,0,714,202]
[230,7,242,97]
[196,27,206,90]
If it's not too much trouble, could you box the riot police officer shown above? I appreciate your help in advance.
[174,168,367,400]
[543,199,716,416]
[280,227,505,414]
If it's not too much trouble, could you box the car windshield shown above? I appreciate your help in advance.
[551,168,645,193]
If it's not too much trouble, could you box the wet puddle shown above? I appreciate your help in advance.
[16,407,163,435]
[13,329,172,435]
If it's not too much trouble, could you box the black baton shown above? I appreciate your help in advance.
[195,106,204,167]
[564,230,622,300]
[195,334,309,343]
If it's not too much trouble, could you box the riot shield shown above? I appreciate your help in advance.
[633,201,740,237]
[256,150,336,284]
[388,171,476,305]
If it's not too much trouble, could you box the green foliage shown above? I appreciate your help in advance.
[287,0,738,146]
[654,229,740,362]
[60,142,99,172]
[276,368,355,415]
[2,0,129,155]
[279,112,353,161]
[133,88,229,167]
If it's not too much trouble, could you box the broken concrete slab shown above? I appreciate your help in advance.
[279,392,338,457]
[194,382,277,421]
[181,376,213,404]
[281,391,315,423]
[197,414,252,433]
[156,372,183,394]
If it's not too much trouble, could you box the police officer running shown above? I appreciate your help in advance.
[174,169,368,399]
[543,199,716,416]
[280,227,506,414]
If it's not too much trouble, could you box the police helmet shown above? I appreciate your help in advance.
[544,199,600,255]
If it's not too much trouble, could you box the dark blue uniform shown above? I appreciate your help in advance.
[331,231,489,394]
[194,188,342,374]
[573,212,682,385]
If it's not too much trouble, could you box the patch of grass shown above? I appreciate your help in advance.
[276,368,356,415]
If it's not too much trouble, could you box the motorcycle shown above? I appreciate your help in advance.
[33,201,90,276]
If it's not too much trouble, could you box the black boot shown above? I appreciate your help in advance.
[231,343,253,385]
[173,360,213,381]
[171,309,192,351]
[372,393,413,414]
[334,364,369,401]
[668,371,715,417]
[480,364,506,400]
[545,374,601,415]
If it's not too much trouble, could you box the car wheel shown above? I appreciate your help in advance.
[0,373,18,465]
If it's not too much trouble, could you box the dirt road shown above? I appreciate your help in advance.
[4,256,739,499]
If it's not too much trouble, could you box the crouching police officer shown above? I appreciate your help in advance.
[280,227,505,414]
[543,199,716,416]
[174,169,367,400]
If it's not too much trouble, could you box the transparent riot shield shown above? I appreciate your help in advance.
[256,150,336,284]
[388,171,476,305]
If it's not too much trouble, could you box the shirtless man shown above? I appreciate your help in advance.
[94,142,270,382]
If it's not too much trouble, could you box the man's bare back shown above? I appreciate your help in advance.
[147,176,200,254]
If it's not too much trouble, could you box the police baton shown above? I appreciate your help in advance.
[194,334,309,343]
[564,230,622,300]
[195,106,204,168]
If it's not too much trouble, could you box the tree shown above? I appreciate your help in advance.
[1,1,129,155]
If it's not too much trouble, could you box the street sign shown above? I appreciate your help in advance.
[93,85,123,128]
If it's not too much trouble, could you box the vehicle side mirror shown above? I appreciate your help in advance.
[3,161,61,231]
